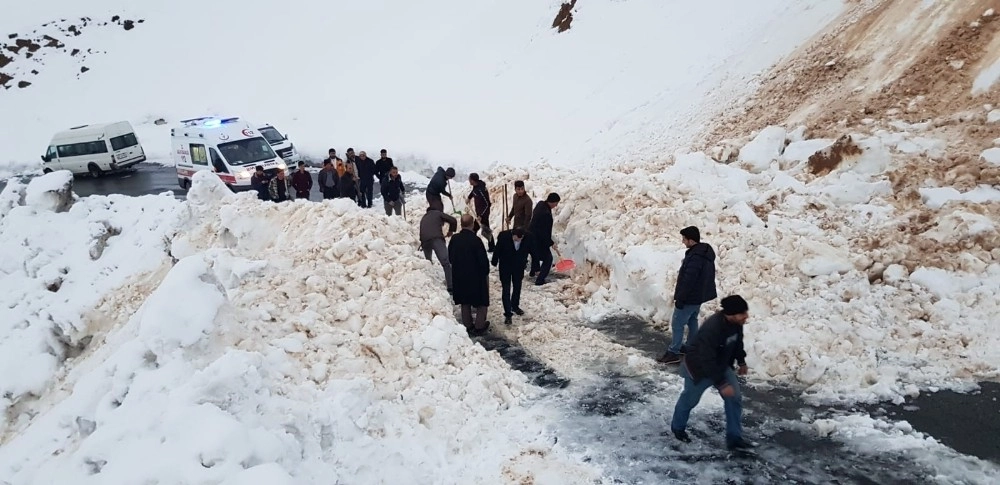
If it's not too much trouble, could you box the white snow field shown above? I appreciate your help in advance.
[1,0,842,176]
[0,172,602,484]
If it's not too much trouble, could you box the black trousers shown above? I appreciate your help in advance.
[358,182,374,208]
[322,187,337,199]
[499,268,524,317]
[534,247,553,283]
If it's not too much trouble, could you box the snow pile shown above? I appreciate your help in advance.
[0,177,180,437]
[487,126,1000,404]
[0,0,842,174]
[23,170,75,212]
[0,173,600,484]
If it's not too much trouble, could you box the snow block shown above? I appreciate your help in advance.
[738,126,787,173]
[138,254,227,356]
[980,147,1000,166]
[25,170,74,212]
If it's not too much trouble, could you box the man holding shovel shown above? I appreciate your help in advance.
[527,192,561,286]
[425,166,456,212]
[419,206,457,293]
[467,173,496,252]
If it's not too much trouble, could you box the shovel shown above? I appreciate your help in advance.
[553,247,576,272]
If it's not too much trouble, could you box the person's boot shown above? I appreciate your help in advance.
[504,315,513,325]
[672,428,691,443]
[656,352,681,365]
[513,308,525,316]
[727,438,755,452]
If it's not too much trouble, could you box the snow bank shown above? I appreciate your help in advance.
[23,170,75,212]
[738,126,787,173]
[0,175,600,484]
[485,129,1000,405]
[919,185,1000,209]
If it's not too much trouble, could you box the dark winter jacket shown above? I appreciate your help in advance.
[419,209,458,243]
[449,228,490,307]
[375,157,394,183]
[318,166,339,189]
[381,174,405,203]
[684,312,747,386]
[508,193,533,230]
[251,173,271,201]
[426,167,451,198]
[467,180,491,219]
[291,170,313,194]
[527,201,554,250]
[356,156,376,185]
[491,230,532,274]
[338,172,358,198]
[673,242,718,306]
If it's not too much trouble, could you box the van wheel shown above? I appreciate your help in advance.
[88,163,103,178]
[42,168,53,174]
[178,178,190,190]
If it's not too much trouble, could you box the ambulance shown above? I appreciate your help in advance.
[172,116,288,191]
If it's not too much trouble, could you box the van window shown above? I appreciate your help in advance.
[218,138,277,166]
[46,146,58,160]
[110,133,139,151]
[57,140,109,157]
[210,148,228,173]
[190,144,208,166]
[259,127,284,145]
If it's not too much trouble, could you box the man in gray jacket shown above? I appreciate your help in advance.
[420,207,458,292]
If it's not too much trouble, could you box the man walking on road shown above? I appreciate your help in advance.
[528,192,560,286]
[670,295,754,452]
[449,215,491,336]
[467,173,496,252]
[381,166,405,216]
[355,151,377,208]
[491,227,531,325]
[291,161,313,200]
[420,207,457,293]
[426,166,455,211]
[658,226,718,365]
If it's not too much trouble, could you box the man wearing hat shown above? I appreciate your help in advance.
[670,295,754,452]
[658,225,718,364]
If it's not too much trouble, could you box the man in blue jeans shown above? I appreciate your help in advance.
[658,226,717,365]
[670,295,753,451]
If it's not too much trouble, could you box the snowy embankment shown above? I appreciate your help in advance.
[0,172,600,484]
[492,125,1000,406]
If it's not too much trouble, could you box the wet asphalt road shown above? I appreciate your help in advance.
[5,163,999,482]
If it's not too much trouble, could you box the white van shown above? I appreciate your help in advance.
[172,116,288,191]
[41,121,146,177]
[257,123,301,164]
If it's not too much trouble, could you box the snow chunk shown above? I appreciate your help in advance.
[138,255,227,355]
[919,185,1000,209]
[782,138,834,163]
[738,126,787,173]
[909,267,983,299]
[981,147,1000,165]
[24,170,74,212]
[796,241,853,276]
[988,109,1000,123]
[973,56,1000,94]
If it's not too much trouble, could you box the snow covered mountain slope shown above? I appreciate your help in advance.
[1,0,842,175]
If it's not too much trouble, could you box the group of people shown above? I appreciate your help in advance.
[418,167,562,334]
[249,148,407,216]
[643,226,755,452]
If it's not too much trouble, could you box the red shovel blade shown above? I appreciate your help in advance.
[555,259,576,272]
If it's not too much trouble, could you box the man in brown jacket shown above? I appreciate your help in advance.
[420,207,458,292]
[506,180,533,230]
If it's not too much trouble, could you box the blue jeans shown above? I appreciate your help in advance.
[668,304,701,354]
[670,363,743,446]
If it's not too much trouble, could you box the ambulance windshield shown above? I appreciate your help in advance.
[217,138,277,166]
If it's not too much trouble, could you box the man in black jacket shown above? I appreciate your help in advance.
[449,215,491,336]
[355,151,377,208]
[381,166,405,216]
[491,227,531,325]
[467,173,496,252]
[425,166,456,211]
[670,295,753,451]
[658,226,718,364]
[375,149,394,184]
[527,193,560,286]
[419,207,457,292]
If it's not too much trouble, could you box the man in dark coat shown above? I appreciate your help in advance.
[449,214,491,335]
[670,295,753,452]
[250,165,271,201]
[375,149,394,184]
[291,161,313,200]
[506,180,533,230]
[659,226,718,364]
[527,192,560,286]
[337,170,358,201]
[381,166,405,216]
[419,207,457,291]
[491,227,531,325]
[355,151,377,208]
[317,159,339,199]
[467,173,496,252]
[425,166,455,211]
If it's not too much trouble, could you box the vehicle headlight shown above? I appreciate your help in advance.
[236,170,252,179]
